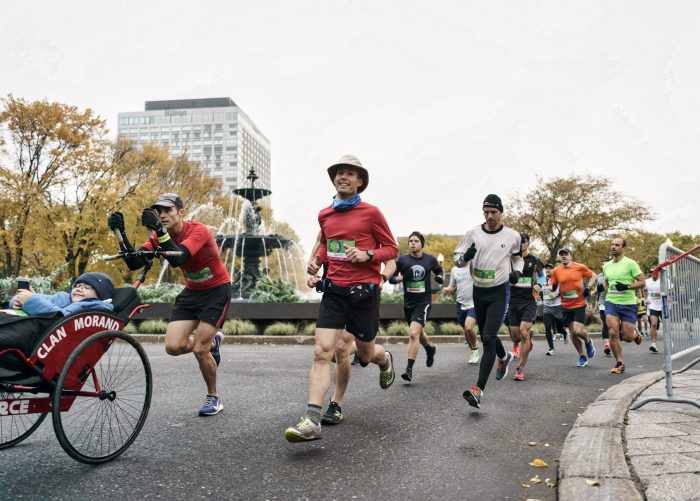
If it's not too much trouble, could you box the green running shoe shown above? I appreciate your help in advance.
[321,401,343,425]
[379,351,395,389]
[495,352,512,380]
[284,417,321,443]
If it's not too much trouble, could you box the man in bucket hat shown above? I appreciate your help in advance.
[285,155,398,443]
[108,193,231,416]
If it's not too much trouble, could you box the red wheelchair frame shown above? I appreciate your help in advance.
[0,231,179,464]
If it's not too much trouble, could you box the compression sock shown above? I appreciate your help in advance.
[407,359,415,370]
[305,404,322,425]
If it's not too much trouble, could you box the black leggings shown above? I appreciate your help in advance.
[544,312,567,350]
[474,283,509,390]
[599,309,609,340]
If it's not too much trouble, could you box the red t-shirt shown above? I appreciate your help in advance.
[143,220,230,291]
[315,201,398,287]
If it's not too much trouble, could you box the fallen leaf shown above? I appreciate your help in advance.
[544,443,550,447]
[586,479,600,486]
[562,423,568,426]
[546,481,556,488]
[528,441,537,446]
[521,483,530,488]
[529,459,549,467]
[530,475,542,484]
[565,401,571,404]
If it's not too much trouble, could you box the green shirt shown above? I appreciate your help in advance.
[603,256,642,305]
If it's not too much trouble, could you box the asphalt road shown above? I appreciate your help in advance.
[0,337,666,500]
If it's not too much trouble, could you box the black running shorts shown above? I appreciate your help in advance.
[562,306,586,326]
[507,299,537,326]
[404,303,431,326]
[170,283,231,328]
[649,309,662,319]
[316,286,380,342]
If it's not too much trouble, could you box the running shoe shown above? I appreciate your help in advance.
[634,333,642,345]
[321,401,343,425]
[604,342,611,356]
[576,356,588,368]
[512,343,520,360]
[564,336,569,345]
[199,395,224,416]
[463,386,483,409]
[610,363,625,374]
[211,331,223,367]
[495,352,512,380]
[649,343,658,353]
[513,367,525,381]
[351,353,361,366]
[379,351,395,389]
[401,367,413,382]
[284,417,321,443]
[426,345,437,367]
[545,349,556,356]
[468,349,481,365]
[585,339,596,359]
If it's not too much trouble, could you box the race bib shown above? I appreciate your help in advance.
[651,292,661,299]
[460,303,469,311]
[542,289,553,299]
[406,280,425,293]
[327,239,355,259]
[513,276,532,288]
[562,290,578,299]
[474,268,496,286]
[185,267,213,283]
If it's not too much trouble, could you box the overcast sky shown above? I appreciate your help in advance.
[2,1,700,255]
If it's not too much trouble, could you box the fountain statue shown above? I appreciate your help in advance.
[216,168,293,298]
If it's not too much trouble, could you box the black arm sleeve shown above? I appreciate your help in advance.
[157,237,192,267]
[123,243,147,271]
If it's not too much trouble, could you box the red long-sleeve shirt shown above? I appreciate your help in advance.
[315,202,398,287]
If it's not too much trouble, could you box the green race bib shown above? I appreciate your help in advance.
[406,280,425,293]
[473,268,496,286]
[562,290,578,298]
[185,267,213,283]
[327,239,355,259]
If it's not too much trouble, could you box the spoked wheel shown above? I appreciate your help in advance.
[52,330,152,464]
[0,388,47,449]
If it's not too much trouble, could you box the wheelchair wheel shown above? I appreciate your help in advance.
[52,330,152,464]
[0,389,47,449]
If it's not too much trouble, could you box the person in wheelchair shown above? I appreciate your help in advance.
[108,193,230,416]
[6,272,115,317]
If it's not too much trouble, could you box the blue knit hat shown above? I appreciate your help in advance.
[74,272,115,300]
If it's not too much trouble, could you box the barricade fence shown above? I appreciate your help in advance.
[632,241,700,411]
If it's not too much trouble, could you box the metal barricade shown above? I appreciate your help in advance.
[631,241,700,410]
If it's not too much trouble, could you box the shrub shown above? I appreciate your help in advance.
[263,322,297,336]
[303,322,316,336]
[122,322,139,334]
[424,321,437,336]
[137,283,185,303]
[249,276,298,303]
[221,319,258,336]
[138,319,168,334]
[378,326,387,337]
[438,322,464,336]
[386,321,409,336]
[380,292,404,304]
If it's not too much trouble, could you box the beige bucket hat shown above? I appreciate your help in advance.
[327,154,369,193]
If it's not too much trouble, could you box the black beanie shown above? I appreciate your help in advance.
[408,231,425,248]
[74,272,115,300]
[483,194,503,213]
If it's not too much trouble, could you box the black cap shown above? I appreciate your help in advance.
[408,231,425,248]
[151,193,184,209]
[482,194,503,212]
[545,262,555,269]
[520,232,530,242]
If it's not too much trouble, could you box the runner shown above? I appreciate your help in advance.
[595,263,612,356]
[455,194,524,409]
[108,193,230,416]
[542,262,567,356]
[506,232,544,381]
[550,247,598,367]
[602,237,645,374]
[441,254,480,364]
[390,231,443,382]
[284,154,398,442]
[636,292,649,337]
[645,267,662,353]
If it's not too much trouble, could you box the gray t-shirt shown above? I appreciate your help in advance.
[449,266,474,308]
[455,224,524,288]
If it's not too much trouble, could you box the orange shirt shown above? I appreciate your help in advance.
[550,262,594,309]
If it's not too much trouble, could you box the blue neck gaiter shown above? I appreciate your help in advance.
[332,193,361,211]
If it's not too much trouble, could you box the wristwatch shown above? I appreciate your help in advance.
[366,249,375,261]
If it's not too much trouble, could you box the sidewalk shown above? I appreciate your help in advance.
[558,368,700,500]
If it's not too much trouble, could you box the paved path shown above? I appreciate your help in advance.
[0,338,666,500]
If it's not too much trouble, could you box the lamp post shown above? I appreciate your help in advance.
[435,253,445,294]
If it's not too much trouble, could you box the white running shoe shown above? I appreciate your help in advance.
[469,349,480,364]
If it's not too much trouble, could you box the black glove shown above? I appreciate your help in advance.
[463,243,477,263]
[551,283,558,292]
[596,283,605,293]
[141,208,165,233]
[583,287,590,298]
[108,211,125,232]
[435,274,444,285]
[614,282,630,292]
[509,270,522,285]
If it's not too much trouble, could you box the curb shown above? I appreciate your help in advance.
[557,370,665,500]
[129,333,605,345]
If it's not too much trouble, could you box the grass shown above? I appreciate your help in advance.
[263,322,297,336]
[221,319,258,336]
[138,319,168,334]
[385,321,409,336]
[438,322,464,336]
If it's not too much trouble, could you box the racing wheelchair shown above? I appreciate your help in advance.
[0,243,179,464]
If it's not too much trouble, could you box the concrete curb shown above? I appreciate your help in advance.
[557,370,665,500]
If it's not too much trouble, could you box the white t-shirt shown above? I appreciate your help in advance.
[455,224,523,288]
[449,266,474,309]
[645,277,662,311]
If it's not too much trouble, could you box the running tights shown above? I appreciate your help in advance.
[544,313,567,350]
[599,310,609,340]
[474,283,509,390]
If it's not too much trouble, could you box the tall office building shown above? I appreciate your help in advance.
[117,97,270,193]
